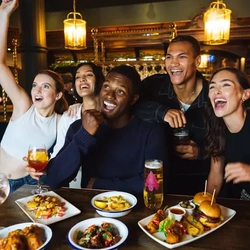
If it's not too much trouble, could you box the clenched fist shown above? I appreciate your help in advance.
[82,109,104,135]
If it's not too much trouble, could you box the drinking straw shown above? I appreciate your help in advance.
[211,188,216,205]
[204,180,207,196]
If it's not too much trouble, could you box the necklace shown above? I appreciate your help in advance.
[178,91,195,112]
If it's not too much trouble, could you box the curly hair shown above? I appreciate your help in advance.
[205,67,250,158]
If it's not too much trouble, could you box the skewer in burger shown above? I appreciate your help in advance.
[195,200,222,228]
[193,192,214,207]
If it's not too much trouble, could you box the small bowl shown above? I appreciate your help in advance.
[168,206,186,221]
[67,217,128,250]
[91,191,137,218]
[0,222,52,250]
[178,200,195,216]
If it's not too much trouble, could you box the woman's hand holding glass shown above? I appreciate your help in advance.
[27,144,49,194]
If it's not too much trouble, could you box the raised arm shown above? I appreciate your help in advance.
[0,0,32,119]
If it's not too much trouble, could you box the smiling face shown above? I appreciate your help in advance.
[31,73,61,110]
[100,72,138,127]
[75,65,96,98]
[165,41,200,86]
[208,70,246,119]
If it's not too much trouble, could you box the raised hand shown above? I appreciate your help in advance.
[82,109,104,135]
[164,109,187,128]
[0,0,19,15]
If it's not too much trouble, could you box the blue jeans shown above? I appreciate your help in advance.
[9,175,47,194]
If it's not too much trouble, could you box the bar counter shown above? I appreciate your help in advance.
[0,185,249,250]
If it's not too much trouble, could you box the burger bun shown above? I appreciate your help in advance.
[193,192,214,206]
[198,200,222,228]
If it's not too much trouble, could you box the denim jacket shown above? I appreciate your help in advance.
[134,71,210,195]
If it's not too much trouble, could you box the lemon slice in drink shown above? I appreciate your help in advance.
[94,200,108,209]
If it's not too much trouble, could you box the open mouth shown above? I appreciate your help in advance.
[214,98,227,109]
[103,100,117,111]
[80,84,90,89]
[170,69,183,75]
[34,96,43,102]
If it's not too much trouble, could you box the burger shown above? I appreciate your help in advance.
[195,200,222,228]
[193,192,214,207]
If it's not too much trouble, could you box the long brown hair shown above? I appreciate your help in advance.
[36,69,68,114]
[205,67,250,158]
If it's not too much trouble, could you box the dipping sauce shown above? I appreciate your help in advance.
[170,208,185,215]
[168,206,186,221]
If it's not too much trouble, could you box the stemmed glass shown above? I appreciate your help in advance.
[0,173,10,205]
[0,173,10,230]
[28,144,49,195]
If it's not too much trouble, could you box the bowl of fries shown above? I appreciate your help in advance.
[91,191,137,218]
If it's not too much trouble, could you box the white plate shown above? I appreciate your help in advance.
[15,191,81,225]
[0,222,52,250]
[138,203,236,249]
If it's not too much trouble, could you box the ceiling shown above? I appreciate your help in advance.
[44,0,173,12]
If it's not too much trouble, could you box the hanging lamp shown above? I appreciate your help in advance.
[203,0,232,45]
[63,0,86,50]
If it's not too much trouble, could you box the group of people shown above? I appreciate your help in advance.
[1,0,250,200]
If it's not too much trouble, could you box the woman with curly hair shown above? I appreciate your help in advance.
[205,67,250,200]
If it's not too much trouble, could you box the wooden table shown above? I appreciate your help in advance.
[0,185,249,250]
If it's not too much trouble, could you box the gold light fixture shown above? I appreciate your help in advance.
[64,0,86,50]
[203,0,232,45]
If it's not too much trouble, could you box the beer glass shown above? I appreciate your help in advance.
[173,127,190,145]
[143,159,163,210]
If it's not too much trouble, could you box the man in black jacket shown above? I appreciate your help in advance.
[135,35,210,195]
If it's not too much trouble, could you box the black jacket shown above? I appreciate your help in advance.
[134,71,211,195]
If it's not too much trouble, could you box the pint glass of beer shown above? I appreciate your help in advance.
[143,159,163,210]
[173,127,190,145]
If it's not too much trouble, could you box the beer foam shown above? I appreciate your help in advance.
[145,160,162,169]
[174,131,188,137]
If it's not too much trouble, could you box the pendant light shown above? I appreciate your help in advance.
[203,0,232,45]
[63,0,87,50]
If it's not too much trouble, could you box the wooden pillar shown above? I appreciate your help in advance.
[18,0,48,94]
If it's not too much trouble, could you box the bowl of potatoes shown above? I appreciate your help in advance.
[91,191,137,218]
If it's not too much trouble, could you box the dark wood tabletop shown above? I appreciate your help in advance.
[0,185,249,250]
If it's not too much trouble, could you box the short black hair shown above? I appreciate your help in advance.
[107,65,141,95]
[169,35,200,57]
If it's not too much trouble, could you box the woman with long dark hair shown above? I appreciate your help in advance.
[27,62,105,187]
[205,67,250,199]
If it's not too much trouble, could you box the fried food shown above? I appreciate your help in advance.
[0,225,45,250]
[26,195,66,219]
[182,220,200,236]
[146,209,166,234]
[186,215,204,234]
[166,222,185,244]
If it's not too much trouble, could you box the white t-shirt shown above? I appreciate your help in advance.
[50,105,82,158]
[0,105,58,178]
